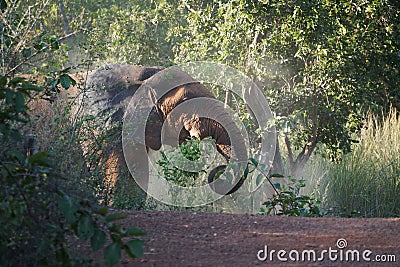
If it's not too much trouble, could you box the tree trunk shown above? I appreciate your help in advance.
[271,136,285,175]
[287,104,318,178]
[290,139,317,178]
[58,0,70,35]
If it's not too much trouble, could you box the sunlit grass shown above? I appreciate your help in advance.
[311,109,400,217]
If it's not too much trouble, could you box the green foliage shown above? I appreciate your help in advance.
[0,73,144,266]
[59,195,145,265]
[261,177,324,217]
[110,177,148,210]
[33,0,400,174]
[34,0,399,167]
[0,77,67,265]
[244,158,323,217]
[157,137,210,187]
[24,0,399,218]
[6,0,398,224]
[168,0,400,167]
[1,1,72,74]
[0,2,145,265]
[0,76,41,138]
[80,0,181,65]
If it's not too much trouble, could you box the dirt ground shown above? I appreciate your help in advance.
[115,210,400,266]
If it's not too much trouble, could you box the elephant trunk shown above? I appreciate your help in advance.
[196,104,248,195]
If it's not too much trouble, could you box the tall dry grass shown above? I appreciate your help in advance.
[311,109,400,217]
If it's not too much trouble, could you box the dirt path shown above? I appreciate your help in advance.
[115,211,399,266]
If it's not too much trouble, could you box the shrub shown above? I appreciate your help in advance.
[261,176,324,217]
[0,74,145,266]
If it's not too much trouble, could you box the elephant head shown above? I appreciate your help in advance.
[139,67,249,195]
[83,64,163,124]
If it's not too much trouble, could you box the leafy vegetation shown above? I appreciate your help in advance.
[1,4,399,266]
[157,137,212,187]
[59,0,399,179]
[168,0,400,177]
[0,74,144,266]
[0,1,144,266]
[27,0,399,175]
[69,0,399,217]
[59,196,145,265]
[261,176,324,217]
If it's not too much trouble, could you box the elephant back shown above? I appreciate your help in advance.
[81,64,163,124]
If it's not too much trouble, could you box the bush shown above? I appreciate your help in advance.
[261,176,324,217]
[0,1,145,264]
[0,74,145,266]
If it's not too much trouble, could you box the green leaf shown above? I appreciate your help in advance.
[256,173,264,186]
[124,239,144,259]
[82,114,95,121]
[270,173,285,178]
[33,41,44,51]
[243,164,249,179]
[28,151,50,166]
[249,157,258,167]
[105,213,127,222]
[5,88,13,104]
[49,35,60,50]
[21,83,44,92]
[125,228,146,236]
[104,243,121,267]
[60,74,71,89]
[70,76,76,86]
[94,207,108,216]
[0,76,6,87]
[38,240,50,255]
[91,229,107,251]
[9,77,25,85]
[0,0,7,12]
[22,48,31,58]
[55,248,71,264]
[59,195,78,223]
[6,150,25,163]
[272,182,282,191]
[15,91,25,112]
[77,215,95,240]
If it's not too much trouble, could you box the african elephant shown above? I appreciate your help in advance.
[83,64,248,196]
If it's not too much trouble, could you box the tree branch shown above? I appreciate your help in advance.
[6,31,79,76]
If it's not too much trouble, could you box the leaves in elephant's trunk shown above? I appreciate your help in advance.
[156,138,210,188]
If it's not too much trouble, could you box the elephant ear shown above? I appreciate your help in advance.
[123,83,163,150]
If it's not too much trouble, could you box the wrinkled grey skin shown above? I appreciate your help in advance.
[82,64,162,123]
[83,64,248,195]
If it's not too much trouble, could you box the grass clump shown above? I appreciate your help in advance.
[320,109,400,217]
